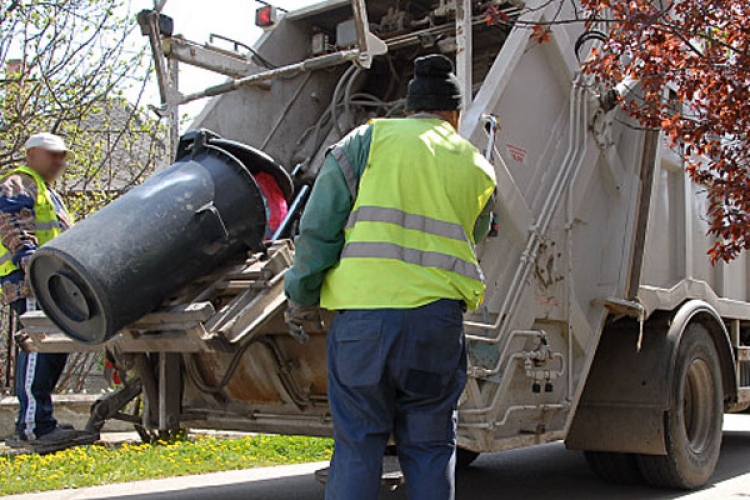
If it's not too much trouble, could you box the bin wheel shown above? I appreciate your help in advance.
[636,323,723,490]
[584,451,643,484]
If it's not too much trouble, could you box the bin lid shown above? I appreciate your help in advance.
[174,130,294,202]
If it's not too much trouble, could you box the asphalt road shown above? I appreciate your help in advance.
[11,415,750,500]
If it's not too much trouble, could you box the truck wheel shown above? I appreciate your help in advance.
[636,323,723,490]
[456,448,480,469]
[584,451,643,484]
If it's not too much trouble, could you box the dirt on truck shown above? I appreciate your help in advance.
[17,0,750,491]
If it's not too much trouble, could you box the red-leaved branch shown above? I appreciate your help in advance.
[490,0,750,262]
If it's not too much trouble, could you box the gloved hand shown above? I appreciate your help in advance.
[284,301,325,343]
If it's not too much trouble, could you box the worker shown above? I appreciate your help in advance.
[284,55,497,500]
[2,133,97,452]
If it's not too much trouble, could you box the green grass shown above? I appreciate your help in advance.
[0,434,333,496]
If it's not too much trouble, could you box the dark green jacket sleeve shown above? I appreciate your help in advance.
[284,124,372,306]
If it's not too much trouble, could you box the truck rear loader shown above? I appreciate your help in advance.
[18,0,750,491]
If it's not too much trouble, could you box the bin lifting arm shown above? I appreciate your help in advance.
[178,0,387,105]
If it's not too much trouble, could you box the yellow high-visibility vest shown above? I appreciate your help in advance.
[0,165,71,278]
[320,118,496,311]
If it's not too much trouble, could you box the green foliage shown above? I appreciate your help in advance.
[1,0,169,218]
[0,1,168,396]
[0,433,334,496]
[578,0,750,262]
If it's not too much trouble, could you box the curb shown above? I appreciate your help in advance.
[3,461,329,499]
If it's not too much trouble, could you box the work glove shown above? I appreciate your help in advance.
[284,301,325,343]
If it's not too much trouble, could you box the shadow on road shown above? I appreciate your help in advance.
[99,426,750,500]
[445,431,750,500]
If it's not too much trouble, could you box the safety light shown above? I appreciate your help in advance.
[256,5,278,28]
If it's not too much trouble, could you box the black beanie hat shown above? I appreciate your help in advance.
[405,54,463,112]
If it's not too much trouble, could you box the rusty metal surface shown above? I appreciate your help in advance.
[184,333,329,405]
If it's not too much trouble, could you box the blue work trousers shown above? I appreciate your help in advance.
[13,299,68,439]
[326,299,467,500]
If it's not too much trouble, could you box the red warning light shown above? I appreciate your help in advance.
[256,5,277,28]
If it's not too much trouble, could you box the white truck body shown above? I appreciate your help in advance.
[20,0,750,489]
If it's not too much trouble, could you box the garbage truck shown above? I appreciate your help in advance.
[17,0,750,491]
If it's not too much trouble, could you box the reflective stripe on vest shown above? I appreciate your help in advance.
[35,220,63,231]
[340,241,484,282]
[346,206,471,244]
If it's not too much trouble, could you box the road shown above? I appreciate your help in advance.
[10,415,750,500]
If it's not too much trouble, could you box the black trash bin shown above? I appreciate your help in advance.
[29,130,272,344]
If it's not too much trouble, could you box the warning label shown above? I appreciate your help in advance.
[506,144,528,165]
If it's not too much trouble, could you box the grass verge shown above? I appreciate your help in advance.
[0,433,333,496]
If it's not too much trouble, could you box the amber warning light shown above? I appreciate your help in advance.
[256,5,277,28]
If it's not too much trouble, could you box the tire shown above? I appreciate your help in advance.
[584,451,643,484]
[636,323,723,490]
[456,448,480,469]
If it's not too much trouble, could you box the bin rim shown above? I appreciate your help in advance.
[194,144,268,251]
[29,246,114,345]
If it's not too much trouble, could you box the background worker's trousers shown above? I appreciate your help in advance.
[13,299,68,440]
[325,299,467,500]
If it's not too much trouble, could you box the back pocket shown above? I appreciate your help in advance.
[334,319,383,387]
